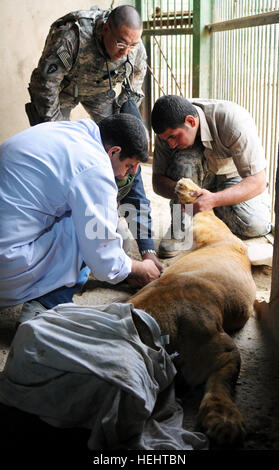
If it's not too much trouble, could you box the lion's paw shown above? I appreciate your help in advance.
[197,393,246,447]
[174,178,200,203]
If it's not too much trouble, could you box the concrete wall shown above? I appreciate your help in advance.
[0,0,130,142]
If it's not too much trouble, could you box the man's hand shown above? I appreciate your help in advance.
[141,252,163,272]
[190,189,217,214]
[127,259,161,288]
[175,188,216,214]
[189,170,267,214]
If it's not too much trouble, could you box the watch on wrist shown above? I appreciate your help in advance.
[141,249,157,256]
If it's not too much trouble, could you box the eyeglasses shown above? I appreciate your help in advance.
[108,24,138,51]
[115,40,137,51]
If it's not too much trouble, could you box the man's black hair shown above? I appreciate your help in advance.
[98,113,149,163]
[108,5,142,30]
[151,95,198,134]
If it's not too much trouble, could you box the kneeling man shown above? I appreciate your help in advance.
[151,95,270,257]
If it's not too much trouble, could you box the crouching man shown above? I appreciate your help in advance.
[0,114,161,321]
[151,95,271,258]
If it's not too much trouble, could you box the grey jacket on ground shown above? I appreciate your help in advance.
[0,302,208,450]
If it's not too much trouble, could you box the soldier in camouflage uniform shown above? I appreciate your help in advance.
[26,4,162,272]
[26,5,147,123]
[151,95,271,258]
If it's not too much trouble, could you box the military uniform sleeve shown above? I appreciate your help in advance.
[116,40,147,108]
[129,40,147,105]
[28,22,79,122]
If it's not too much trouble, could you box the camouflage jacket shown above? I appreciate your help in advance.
[28,6,147,121]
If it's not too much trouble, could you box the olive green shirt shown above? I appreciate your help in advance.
[153,99,266,179]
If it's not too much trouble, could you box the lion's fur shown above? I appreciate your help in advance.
[128,178,256,446]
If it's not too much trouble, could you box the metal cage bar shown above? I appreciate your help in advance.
[210,0,279,223]
[139,0,193,151]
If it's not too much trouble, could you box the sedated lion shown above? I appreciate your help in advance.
[127,178,256,447]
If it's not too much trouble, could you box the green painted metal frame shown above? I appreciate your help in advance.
[136,0,213,99]
[192,0,213,98]
[207,9,279,32]
[136,1,278,99]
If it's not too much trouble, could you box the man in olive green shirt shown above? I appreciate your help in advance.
[151,95,270,258]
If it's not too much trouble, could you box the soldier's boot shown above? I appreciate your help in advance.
[158,202,192,258]
[158,235,186,259]
[158,146,204,258]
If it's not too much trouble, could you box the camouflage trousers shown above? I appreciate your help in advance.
[60,88,115,122]
[166,146,271,238]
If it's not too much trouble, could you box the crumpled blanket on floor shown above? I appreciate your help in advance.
[0,302,208,450]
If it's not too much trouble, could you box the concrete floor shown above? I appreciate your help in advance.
[1,164,279,452]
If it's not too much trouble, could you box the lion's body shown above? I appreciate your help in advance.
[128,179,256,446]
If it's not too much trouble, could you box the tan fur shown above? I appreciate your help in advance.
[128,178,256,446]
